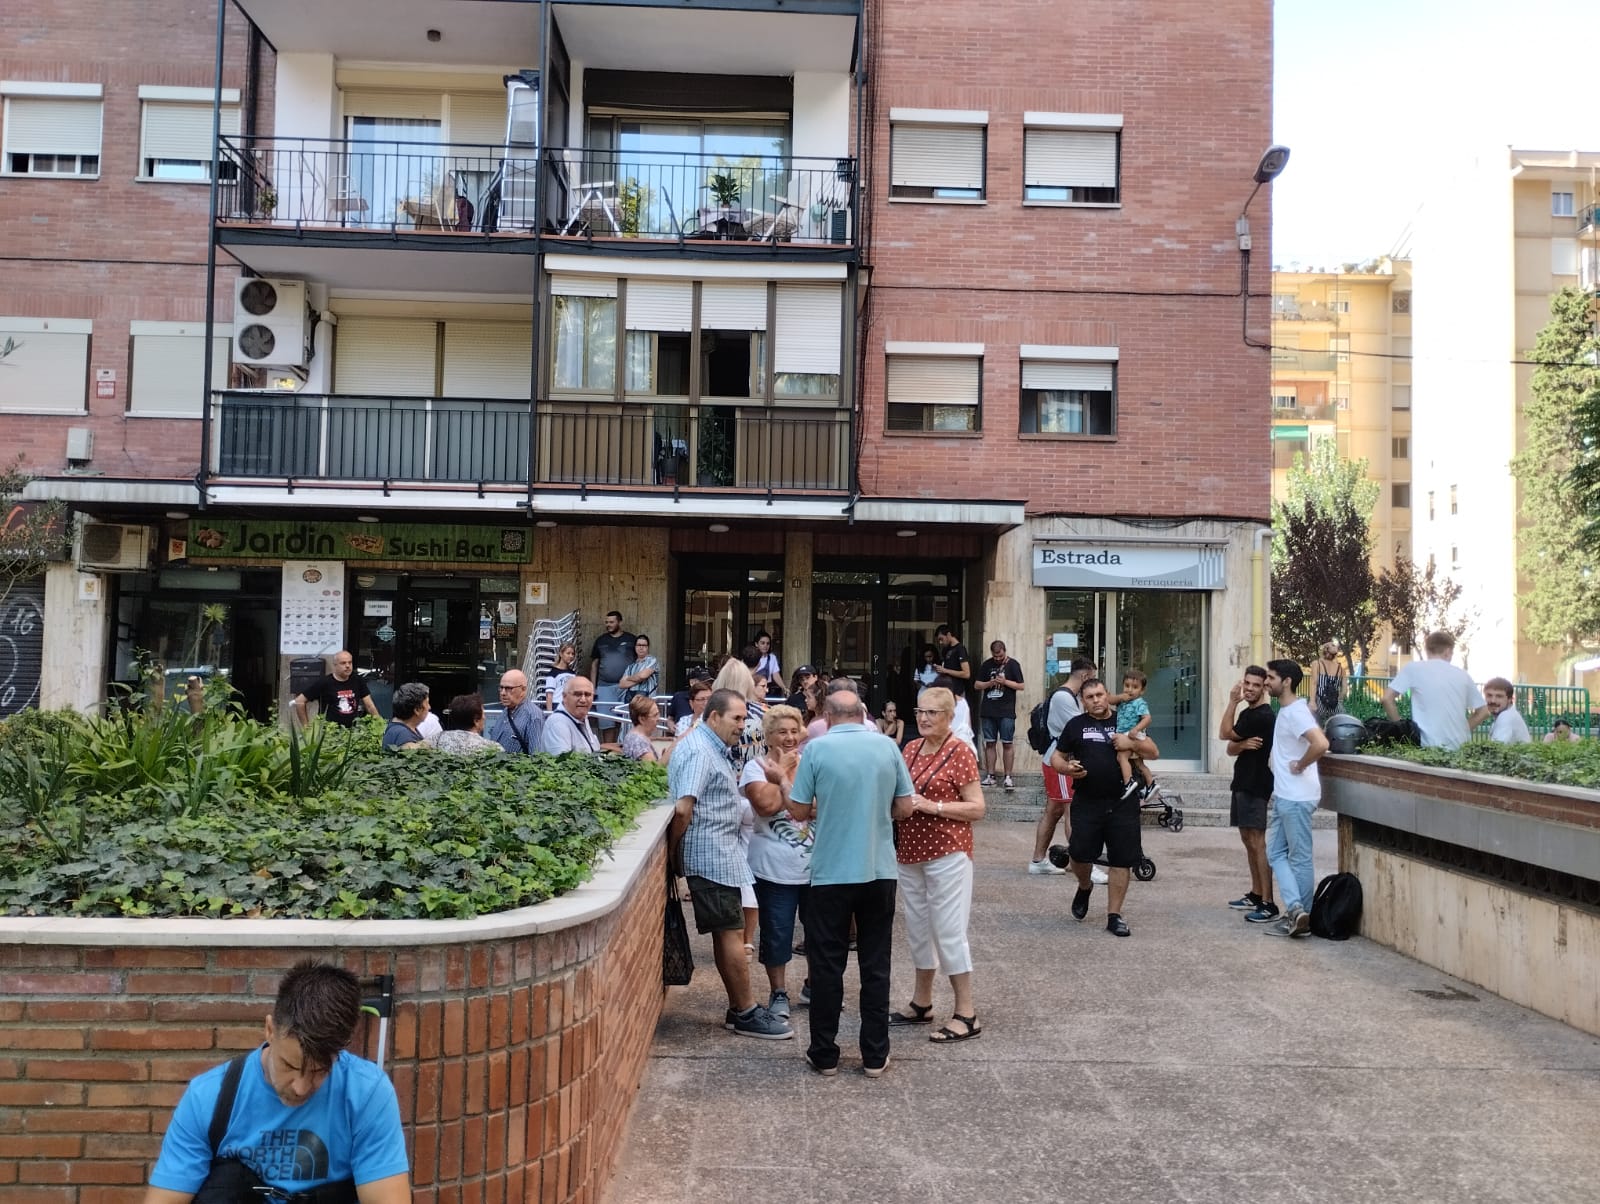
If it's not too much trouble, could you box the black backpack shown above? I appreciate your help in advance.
[1026,690,1061,754]
[1309,872,1363,940]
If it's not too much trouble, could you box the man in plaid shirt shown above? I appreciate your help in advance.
[668,688,794,1040]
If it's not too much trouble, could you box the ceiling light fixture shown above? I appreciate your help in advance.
[356,515,380,524]
[535,520,558,528]
[166,510,190,520]
[896,528,917,538]
[708,522,730,534]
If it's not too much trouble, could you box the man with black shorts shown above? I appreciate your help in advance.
[1219,666,1277,924]
[1030,657,1105,883]
[1048,678,1159,937]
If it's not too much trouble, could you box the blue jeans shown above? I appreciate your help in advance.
[753,877,809,968]
[1266,796,1317,912]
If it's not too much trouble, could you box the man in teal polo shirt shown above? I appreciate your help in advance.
[787,689,914,1077]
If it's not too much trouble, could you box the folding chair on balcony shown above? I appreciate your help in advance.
[557,152,620,236]
[746,195,804,244]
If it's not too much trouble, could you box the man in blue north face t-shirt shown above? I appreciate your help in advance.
[146,961,410,1203]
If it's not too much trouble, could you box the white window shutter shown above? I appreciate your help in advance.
[625,280,693,332]
[130,334,230,415]
[0,328,89,413]
[442,321,532,399]
[701,282,768,331]
[5,97,101,155]
[334,317,438,396]
[549,276,617,298]
[887,356,981,406]
[1022,361,1113,391]
[446,93,505,147]
[891,125,984,190]
[143,102,238,161]
[1024,129,1117,189]
[774,284,842,375]
[341,91,442,121]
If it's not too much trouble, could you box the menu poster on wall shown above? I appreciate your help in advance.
[280,561,346,656]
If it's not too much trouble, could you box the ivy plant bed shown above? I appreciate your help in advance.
[1362,738,1600,791]
[0,708,665,920]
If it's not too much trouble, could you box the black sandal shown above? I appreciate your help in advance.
[887,1001,934,1026]
[930,1013,982,1043]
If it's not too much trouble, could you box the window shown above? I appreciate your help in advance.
[1392,336,1412,360]
[1450,485,1458,515]
[1328,298,1350,314]
[2,83,102,177]
[1271,433,1308,472]
[1019,349,1116,435]
[139,87,240,181]
[1392,384,1411,410]
[0,318,90,413]
[1331,385,1350,410]
[623,280,693,397]
[1273,293,1300,315]
[1554,190,1575,217]
[1329,334,1350,362]
[1427,553,1436,573]
[129,323,231,417]
[1392,437,1409,459]
[1392,483,1411,509]
[548,278,618,393]
[1273,390,1298,410]
[1552,238,1579,276]
[1428,491,1435,520]
[889,109,986,201]
[1022,113,1120,204]
[771,284,843,398]
[885,348,982,432]
[1451,545,1460,567]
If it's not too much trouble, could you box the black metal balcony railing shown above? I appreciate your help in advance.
[215,135,858,248]
[1580,202,1600,232]
[214,394,850,492]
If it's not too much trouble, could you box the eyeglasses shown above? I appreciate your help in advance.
[498,684,524,692]
[913,708,950,717]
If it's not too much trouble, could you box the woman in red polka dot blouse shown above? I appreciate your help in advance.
[888,686,987,1042]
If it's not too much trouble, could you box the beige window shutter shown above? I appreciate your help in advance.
[0,328,90,413]
[5,97,101,155]
[441,321,533,399]
[700,281,768,331]
[1021,361,1113,391]
[549,276,617,298]
[1024,129,1117,189]
[891,125,984,190]
[143,102,239,162]
[131,335,230,415]
[887,356,981,406]
[334,317,439,396]
[624,280,693,332]
[774,284,842,375]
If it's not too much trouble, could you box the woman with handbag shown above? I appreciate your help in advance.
[888,685,986,1043]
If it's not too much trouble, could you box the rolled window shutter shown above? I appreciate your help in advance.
[701,282,768,331]
[143,102,238,161]
[5,97,101,155]
[341,91,442,121]
[549,276,617,298]
[891,125,984,190]
[1021,361,1113,391]
[625,280,693,332]
[0,329,88,413]
[1024,129,1117,189]
[130,335,228,415]
[442,321,532,399]
[446,93,505,147]
[886,356,981,406]
[774,284,841,374]
[334,317,438,396]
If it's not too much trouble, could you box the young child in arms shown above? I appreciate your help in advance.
[1109,668,1156,800]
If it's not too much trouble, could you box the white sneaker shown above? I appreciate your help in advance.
[1090,865,1109,885]
[1028,858,1066,875]
[1003,775,1015,790]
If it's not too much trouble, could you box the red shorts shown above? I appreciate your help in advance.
[1042,765,1075,804]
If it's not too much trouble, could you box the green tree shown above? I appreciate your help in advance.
[1509,287,1600,652]
[0,457,67,611]
[1272,440,1378,666]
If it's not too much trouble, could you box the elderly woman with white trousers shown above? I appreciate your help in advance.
[888,685,986,1042]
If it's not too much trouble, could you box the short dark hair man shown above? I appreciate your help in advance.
[668,688,794,1040]
[146,960,409,1203]
[381,682,429,750]
[1262,659,1329,938]
[292,651,379,728]
[1220,666,1278,924]
[1482,677,1531,744]
[976,640,1025,789]
[1030,657,1102,879]
[589,610,634,734]
[934,624,971,684]
[1048,677,1161,938]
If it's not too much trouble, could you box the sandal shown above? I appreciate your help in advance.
[887,1001,934,1026]
[930,1013,982,1043]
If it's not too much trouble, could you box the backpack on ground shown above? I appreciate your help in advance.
[1026,690,1059,754]
[1364,716,1420,747]
[1309,872,1363,940]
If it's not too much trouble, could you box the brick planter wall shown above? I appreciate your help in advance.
[0,809,671,1204]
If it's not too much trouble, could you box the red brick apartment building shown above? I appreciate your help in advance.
[3,0,1272,772]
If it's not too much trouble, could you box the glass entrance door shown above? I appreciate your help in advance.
[812,566,961,716]
[813,591,874,697]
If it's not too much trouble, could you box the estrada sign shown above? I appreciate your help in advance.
[1032,543,1224,590]
[188,519,530,564]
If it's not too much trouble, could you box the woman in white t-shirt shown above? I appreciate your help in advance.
[738,704,812,1019]
[542,641,577,712]
[753,630,785,697]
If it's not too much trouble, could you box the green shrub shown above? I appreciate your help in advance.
[0,705,666,920]
[1362,738,1600,790]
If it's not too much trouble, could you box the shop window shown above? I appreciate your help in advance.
[1019,357,1116,436]
[886,351,981,432]
[1023,116,1120,205]
[889,110,986,201]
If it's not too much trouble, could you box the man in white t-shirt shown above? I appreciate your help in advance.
[1262,659,1329,939]
[1382,630,1488,750]
[1482,677,1532,744]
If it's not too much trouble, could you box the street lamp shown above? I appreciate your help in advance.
[1238,145,1290,347]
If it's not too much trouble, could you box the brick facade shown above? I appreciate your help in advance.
[0,836,667,1203]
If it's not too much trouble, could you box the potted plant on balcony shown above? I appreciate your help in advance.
[256,186,277,220]
[707,171,742,211]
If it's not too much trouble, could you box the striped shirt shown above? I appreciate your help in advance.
[668,722,753,888]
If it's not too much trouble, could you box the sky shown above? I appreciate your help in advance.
[1273,0,1600,269]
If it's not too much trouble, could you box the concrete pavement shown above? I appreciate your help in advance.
[607,821,1600,1203]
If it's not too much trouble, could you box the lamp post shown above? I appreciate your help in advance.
[1238,145,1291,347]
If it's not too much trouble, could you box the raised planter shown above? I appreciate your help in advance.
[1321,755,1600,1036]
[0,805,673,1203]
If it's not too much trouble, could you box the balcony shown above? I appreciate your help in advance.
[213,394,850,494]
[1270,350,1339,373]
[543,147,856,255]
[1581,203,1600,233]
[1273,402,1338,422]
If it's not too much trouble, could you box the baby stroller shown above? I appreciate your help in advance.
[1047,841,1157,883]
[1140,779,1183,832]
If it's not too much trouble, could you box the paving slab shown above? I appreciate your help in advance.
[607,821,1600,1204]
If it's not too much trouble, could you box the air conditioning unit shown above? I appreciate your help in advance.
[233,277,311,367]
[75,521,151,572]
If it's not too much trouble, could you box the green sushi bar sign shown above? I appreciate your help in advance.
[187,519,530,564]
